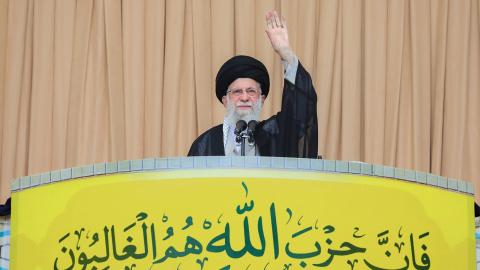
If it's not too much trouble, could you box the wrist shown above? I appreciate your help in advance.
[277,48,295,64]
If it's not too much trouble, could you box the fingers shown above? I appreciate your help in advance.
[266,15,274,29]
[265,10,286,29]
[281,16,287,29]
[266,11,274,29]
[273,11,282,27]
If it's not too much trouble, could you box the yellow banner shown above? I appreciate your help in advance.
[11,169,474,269]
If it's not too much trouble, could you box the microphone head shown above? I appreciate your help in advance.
[247,120,258,144]
[247,120,258,132]
[234,120,247,135]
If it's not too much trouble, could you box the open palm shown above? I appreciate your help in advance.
[265,11,290,57]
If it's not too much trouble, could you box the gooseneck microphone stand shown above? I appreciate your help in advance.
[235,120,258,156]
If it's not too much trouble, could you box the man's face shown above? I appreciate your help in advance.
[221,78,265,120]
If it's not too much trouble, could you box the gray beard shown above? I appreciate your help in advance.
[224,96,262,156]
[224,96,262,127]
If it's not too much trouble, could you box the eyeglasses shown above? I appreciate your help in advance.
[226,87,261,97]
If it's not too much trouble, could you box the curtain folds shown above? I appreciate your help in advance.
[0,0,479,201]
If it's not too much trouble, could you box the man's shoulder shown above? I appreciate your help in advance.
[194,124,223,143]
[188,124,223,156]
[258,115,279,133]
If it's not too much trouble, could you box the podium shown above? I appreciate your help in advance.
[9,157,475,269]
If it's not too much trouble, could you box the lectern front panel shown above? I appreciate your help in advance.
[10,158,475,269]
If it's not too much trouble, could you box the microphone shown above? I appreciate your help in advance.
[234,120,247,135]
[247,120,258,144]
[235,120,247,143]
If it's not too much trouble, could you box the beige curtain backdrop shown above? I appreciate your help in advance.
[0,0,479,202]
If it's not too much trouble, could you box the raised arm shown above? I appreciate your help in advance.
[265,10,296,64]
[262,11,317,158]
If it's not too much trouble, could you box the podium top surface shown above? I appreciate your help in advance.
[11,156,474,195]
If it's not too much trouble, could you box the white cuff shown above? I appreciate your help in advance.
[282,55,299,84]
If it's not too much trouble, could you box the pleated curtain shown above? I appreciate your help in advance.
[0,0,479,201]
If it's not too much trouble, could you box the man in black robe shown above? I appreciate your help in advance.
[188,11,317,158]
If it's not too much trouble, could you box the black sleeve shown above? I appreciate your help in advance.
[276,61,318,158]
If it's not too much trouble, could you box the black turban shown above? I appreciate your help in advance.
[215,55,270,102]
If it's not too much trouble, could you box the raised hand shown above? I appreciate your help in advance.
[265,10,295,63]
